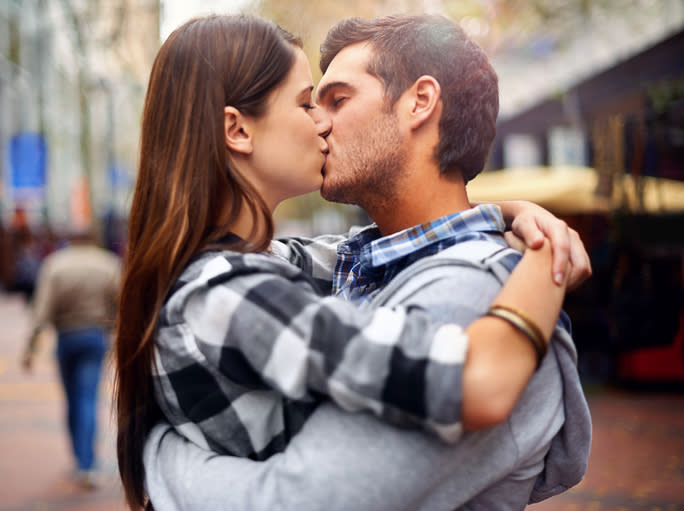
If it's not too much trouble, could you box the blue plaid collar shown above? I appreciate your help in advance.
[341,204,506,269]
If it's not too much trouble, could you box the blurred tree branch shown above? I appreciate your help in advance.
[56,0,129,237]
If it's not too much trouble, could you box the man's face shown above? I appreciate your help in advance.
[315,43,407,211]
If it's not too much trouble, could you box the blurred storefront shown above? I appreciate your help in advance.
[477,2,684,385]
[469,165,684,385]
[490,27,684,179]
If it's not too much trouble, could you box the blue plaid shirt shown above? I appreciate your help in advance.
[333,204,508,306]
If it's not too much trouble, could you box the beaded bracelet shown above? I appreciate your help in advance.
[486,304,548,369]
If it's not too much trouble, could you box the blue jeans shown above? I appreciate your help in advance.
[56,328,107,471]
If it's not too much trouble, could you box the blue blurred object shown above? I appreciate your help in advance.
[108,163,130,189]
[8,132,47,200]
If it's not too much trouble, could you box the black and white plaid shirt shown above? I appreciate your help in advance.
[153,235,468,459]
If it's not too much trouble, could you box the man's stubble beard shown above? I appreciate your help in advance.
[320,111,407,215]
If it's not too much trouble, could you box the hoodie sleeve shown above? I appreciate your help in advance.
[529,325,592,503]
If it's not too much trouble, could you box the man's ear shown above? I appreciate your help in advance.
[224,106,253,154]
[407,75,441,130]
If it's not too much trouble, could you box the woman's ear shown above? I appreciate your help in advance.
[224,106,253,154]
[407,75,441,130]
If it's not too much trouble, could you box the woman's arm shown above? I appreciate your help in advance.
[161,253,470,445]
[275,202,592,290]
[462,239,567,429]
[162,242,569,444]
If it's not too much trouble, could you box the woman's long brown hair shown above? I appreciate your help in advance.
[113,15,302,509]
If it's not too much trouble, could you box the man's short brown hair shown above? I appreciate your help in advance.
[320,14,498,182]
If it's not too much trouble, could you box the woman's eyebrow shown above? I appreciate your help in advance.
[298,85,314,98]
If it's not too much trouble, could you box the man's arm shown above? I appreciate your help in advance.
[145,399,529,511]
[21,257,53,371]
[146,352,565,511]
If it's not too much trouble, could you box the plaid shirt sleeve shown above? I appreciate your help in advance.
[270,234,345,295]
[155,251,468,458]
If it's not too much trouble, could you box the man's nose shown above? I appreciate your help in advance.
[312,108,332,138]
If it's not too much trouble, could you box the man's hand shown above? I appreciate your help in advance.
[502,201,592,290]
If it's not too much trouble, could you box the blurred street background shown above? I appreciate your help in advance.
[2,0,684,510]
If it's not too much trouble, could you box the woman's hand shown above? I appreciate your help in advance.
[496,200,592,290]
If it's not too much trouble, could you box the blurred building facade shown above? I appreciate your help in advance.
[473,0,684,384]
[487,0,684,179]
[0,0,159,233]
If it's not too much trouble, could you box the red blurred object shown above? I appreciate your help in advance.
[11,207,29,231]
[618,311,684,381]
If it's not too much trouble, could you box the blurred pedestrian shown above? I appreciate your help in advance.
[7,207,40,300]
[0,219,12,291]
[10,226,41,301]
[22,228,121,489]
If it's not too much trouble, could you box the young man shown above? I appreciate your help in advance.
[143,15,591,510]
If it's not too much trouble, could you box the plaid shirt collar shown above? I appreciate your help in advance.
[333,204,507,303]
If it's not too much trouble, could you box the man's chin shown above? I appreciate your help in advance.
[319,182,333,201]
[320,183,353,205]
[319,180,336,202]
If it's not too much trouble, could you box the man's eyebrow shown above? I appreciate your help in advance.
[316,81,352,103]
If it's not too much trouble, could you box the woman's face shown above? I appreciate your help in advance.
[248,48,329,209]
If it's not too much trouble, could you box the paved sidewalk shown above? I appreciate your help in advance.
[531,386,684,511]
[0,293,125,511]
[1,292,683,511]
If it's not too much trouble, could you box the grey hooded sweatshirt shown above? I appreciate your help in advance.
[144,239,591,511]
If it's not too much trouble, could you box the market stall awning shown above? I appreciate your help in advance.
[467,166,684,214]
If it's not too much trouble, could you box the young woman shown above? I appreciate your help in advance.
[114,14,585,510]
